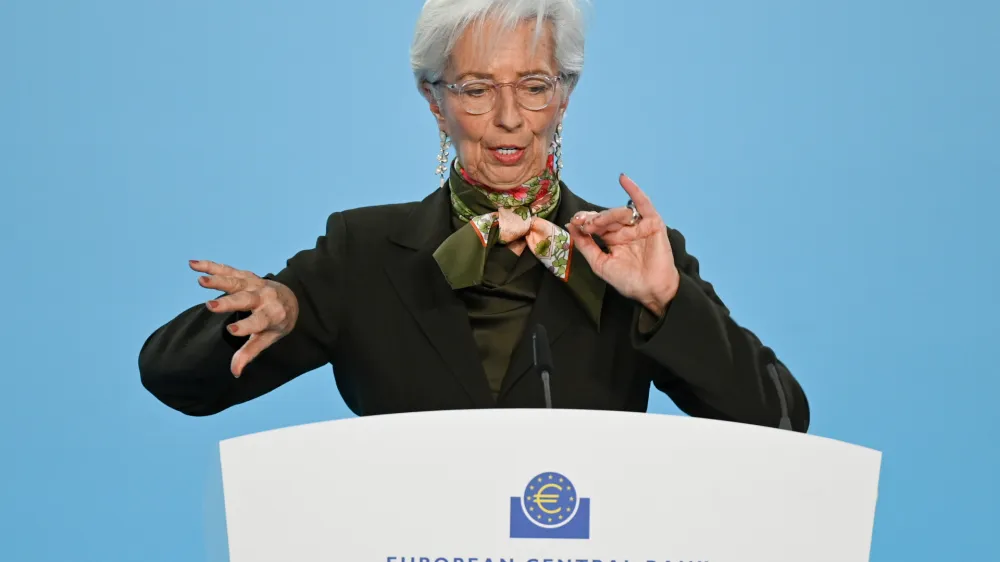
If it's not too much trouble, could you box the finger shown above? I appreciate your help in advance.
[569,211,600,226]
[578,208,635,235]
[594,228,638,246]
[190,259,260,280]
[225,308,273,337]
[567,223,608,271]
[231,331,281,377]
[199,274,260,294]
[592,217,669,248]
[578,221,627,240]
[207,290,263,314]
[619,173,658,219]
[189,260,242,276]
[585,221,634,241]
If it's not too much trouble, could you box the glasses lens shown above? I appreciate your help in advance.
[458,82,496,115]
[516,77,555,110]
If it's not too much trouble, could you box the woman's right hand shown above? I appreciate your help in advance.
[189,259,300,378]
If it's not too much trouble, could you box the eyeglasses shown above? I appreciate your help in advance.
[435,74,562,115]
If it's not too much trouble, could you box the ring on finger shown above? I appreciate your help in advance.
[626,199,642,226]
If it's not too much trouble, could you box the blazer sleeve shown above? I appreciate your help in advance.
[138,212,347,416]
[631,227,810,432]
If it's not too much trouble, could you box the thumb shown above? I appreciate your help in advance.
[568,223,607,272]
[231,331,280,378]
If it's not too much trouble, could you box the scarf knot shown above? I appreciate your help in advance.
[432,156,605,326]
[449,157,570,279]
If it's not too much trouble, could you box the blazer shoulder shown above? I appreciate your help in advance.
[321,200,422,239]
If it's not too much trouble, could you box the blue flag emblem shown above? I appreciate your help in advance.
[509,472,590,539]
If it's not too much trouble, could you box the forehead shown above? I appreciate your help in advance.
[447,18,557,80]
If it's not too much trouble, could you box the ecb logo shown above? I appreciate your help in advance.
[509,472,590,539]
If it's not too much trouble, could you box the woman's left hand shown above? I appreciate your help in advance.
[567,174,680,316]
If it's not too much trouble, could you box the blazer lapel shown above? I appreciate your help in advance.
[385,188,496,408]
[497,185,608,402]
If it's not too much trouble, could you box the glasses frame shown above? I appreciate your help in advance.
[434,73,563,115]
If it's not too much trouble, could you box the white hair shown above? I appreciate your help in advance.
[410,0,588,94]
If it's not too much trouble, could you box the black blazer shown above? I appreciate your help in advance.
[138,184,810,431]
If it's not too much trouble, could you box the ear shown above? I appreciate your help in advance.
[420,81,448,132]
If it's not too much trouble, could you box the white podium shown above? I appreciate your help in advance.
[219,410,881,562]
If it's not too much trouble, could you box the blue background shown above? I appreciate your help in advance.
[2,1,997,560]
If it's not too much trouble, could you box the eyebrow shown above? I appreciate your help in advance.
[453,69,554,81]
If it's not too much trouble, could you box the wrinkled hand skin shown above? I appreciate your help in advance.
[189,259,300,377]
[567,173,680,316]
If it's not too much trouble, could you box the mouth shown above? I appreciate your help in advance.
[489,145,526,164]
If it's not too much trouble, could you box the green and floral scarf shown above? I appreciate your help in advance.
[432,156,604,325]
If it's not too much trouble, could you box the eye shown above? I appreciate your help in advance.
[462,85,492,97]
[520,79,552,95]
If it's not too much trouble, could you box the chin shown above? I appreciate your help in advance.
[481,160,545,190]
[485,170,531,190]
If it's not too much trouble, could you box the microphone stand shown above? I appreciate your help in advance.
[532,325,554,409]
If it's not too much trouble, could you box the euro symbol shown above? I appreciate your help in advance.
[532,483,563,514]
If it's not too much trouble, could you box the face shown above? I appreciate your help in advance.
[423,18,569,190]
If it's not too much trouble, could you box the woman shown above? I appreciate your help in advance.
[138,0,809,431]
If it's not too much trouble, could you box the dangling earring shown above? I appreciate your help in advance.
[436,130,451,188]
[552,122,564,182]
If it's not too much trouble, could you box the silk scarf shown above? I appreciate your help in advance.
[432,155,605,325]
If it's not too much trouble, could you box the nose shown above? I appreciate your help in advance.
[493,84,524,131]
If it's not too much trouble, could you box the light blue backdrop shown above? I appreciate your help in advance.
[2,1,997,560]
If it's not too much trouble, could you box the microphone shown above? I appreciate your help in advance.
[763,350,793,430]
[532,324,554,409]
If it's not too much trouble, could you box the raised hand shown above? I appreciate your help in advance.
[566,174,680,316]
[189,260,300,377]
